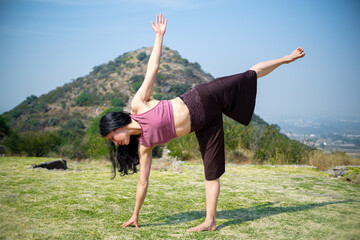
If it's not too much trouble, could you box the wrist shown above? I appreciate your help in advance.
[281,56,290,64]
[155,32,165,38]
[133,211,139,217]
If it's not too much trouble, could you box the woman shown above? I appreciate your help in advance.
[99,14,305,232]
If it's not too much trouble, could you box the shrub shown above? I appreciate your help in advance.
[152,145,163,158]
[170,83,191,96]
[57,119,86,145]
[136,52,147,61]
[25,95,37,104]
[63,119,85,130]
[153,92,174,100]
[106,62,117,72]
[111,98,125,108]
[19,131,61,157]
[2,130,22,155]
[162,64,171,71]
[59,137,88,160]
[174,57,189,66]
[86,107,123,159]
[190,62,201,71]
[129,75,144,83]
[132,82,142,91]
[126,63,135,68]
[167,132,200,160]
[155,72,172,85]
[87,135,109,159]
[47,117,59,126]
[61,101,66,109]
[0,115,10,139]
[75,90,99,106]
[93,64,105,74]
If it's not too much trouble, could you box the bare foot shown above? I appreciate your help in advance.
[283,47,305,64]
[186,221,217,232]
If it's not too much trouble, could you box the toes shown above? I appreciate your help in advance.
[187,224,216,232]
[186,227,199,232]
[187,224,204,232]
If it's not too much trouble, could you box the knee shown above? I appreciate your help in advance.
[249,66,259,76]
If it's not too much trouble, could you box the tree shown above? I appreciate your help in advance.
[136,52,147,61]
[0,115,10,140]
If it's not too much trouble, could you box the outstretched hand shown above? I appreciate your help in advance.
[151,14,167,35]
[122,214,140,229]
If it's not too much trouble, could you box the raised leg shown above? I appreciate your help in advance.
[186,178,219,232]
[250,47,305,78]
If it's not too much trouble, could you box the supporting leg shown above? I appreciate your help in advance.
[250,47,305,78]
[186,178,219,232]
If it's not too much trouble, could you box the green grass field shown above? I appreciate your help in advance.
[1,157,359,240]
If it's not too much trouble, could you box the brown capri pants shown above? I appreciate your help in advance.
[179,70,258,180]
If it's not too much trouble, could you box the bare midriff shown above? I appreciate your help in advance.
[170,97,191,137]
[133,98,191,138]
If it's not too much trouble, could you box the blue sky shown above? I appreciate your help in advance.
[1,0,359,121]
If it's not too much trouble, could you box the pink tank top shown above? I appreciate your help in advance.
[130,100,177,147]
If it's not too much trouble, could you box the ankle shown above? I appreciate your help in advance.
[204,217,216,225]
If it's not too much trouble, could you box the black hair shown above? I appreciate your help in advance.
[99,111,139,179]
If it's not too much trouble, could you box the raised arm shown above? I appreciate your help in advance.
[131,14,167,110]
[121,145,153,229]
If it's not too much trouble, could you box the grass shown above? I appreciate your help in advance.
[1,157,359,240]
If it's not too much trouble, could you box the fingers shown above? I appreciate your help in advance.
[121,220,140,229]
[135,222,140,229]
[298,47,305,57]
[154,14,166,25]
[122,220,133,228]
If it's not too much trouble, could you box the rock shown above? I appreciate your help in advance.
[31,159,68,170]
[354,176,360,184]
[326,166,348,177]
[326,166,360,185]
[170,160,185,173]
[346,173,355,182]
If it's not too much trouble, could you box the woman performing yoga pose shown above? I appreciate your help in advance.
[99,14,305,232]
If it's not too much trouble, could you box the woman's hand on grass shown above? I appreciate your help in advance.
[122,214,140,229]
[151,14,167,36]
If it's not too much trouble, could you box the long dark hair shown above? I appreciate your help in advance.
[99,111,139,179]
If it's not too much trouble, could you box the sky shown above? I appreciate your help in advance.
[1,0,360,122]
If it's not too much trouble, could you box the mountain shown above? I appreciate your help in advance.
[2,46,308,163]
[2,46,224,132]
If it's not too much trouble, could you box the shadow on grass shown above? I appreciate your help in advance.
[142,200,358,229]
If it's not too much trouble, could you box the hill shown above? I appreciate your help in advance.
[1,46,219,132]
[0,46,307,164]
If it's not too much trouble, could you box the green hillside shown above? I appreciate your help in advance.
[1,46,213,132]
[0,46,318,166]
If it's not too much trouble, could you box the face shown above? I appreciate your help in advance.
[105,127,130,146]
